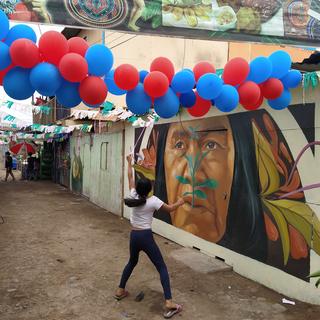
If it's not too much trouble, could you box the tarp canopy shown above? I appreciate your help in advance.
[2,0,320,46]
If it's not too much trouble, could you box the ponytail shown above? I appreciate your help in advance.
[124,178,152,207]
[124,197,146,207]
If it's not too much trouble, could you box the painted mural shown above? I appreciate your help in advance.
[71,146,83,194]
[133,106,320,280]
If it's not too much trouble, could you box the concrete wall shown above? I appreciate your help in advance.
[70,131,124,215]
[123,86,320,305]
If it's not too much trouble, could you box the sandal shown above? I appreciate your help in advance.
[113,290,129,301]
[163,304,183,318]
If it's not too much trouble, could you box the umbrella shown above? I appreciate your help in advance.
[10,142,36,155]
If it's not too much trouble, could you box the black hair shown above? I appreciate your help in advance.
[217,110,267,261]
[124,178,152,207]
[5,151,10,156]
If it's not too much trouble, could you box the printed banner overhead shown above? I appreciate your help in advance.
[2,1,320,46]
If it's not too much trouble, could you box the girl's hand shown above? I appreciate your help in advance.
[177,197,185,206]
[126,154,133,164]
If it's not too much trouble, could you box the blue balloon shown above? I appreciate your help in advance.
[139,70,149,83]
[0,42,11,70]
[247,56,272,84]
[126,83,152,115]
[4,25,37,46]
[268,89,291,110]
[3,67,34,100]
[30,63,62,96]
[105,69,127,95]
[171,69,195,93]
[281,70,302,89]
[197,73,223,100]
[180,91,196,108]
[56,80,81,108]
[0,10,9,40]
[215,85,239,112]
[269,51,291,79]
[85,44,113,76]
[154,88,180,119]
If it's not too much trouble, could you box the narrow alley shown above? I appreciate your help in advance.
[0,180,319,320]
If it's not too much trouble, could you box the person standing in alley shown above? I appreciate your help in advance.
[4,151,15,182]
[27,152,35,180]
[114,154,184,319]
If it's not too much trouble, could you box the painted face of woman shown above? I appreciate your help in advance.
[164,116,235,242]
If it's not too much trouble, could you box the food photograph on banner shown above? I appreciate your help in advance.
[2,0,320,44]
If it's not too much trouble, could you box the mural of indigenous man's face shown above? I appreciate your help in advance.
[164,116,235,242]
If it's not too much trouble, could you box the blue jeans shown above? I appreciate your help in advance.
[119,229,172,300]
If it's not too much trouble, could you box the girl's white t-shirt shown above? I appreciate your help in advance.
[129,188,164,229]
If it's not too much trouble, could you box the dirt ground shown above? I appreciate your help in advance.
[0,176,320,320]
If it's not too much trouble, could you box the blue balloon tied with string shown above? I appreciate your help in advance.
[268,89,291,110]
[139,70,149,83]
[126,83,152,115]
[269,50,292,79]
[247,56,272,84]
[0,42,11,70]
[0,9,9,40]
[85,44,113,77]
[281,70,302,88]
[197,73,223,100]
[30,63,62,96]
[105,69,127,95]
[4,24,37,46]
[215,85,239,112]
[171,69,195,93]
[180,91,196,108]
[56,80,81,108]
[154,88,180,118]
[3,67,35,100]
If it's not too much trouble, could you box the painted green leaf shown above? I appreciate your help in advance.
[196,179,218,189]
[266,199,313,247]
[263,200,290,265]
[308,270,320,278]
[194,189,207,199]
[316,278,320,288]
[183,192,193,196]
[152,15,161,29]
[176,176,190,185]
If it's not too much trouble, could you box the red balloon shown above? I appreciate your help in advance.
[223,58,250,86]
[79,76,107,106]
[114,64,139,90]
[193,62,216,81]
[68,37,89,57]
[10,39,40,68]
[187,92,211,117]
[260,78,284,99]
[0,64,14,86]
[150,57,175,83]
[59,53,88,83]
[242,92,264,111]
[238,81,261,107]
[39,31,69,65]
[144,71,169,98]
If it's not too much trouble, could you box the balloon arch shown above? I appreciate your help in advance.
[0,10,302,120]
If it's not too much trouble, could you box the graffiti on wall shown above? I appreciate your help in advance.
[71,146,83,193]
[134,106,320,280]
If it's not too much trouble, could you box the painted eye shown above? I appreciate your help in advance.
[175,140,185,149]
[205,141,217,150]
